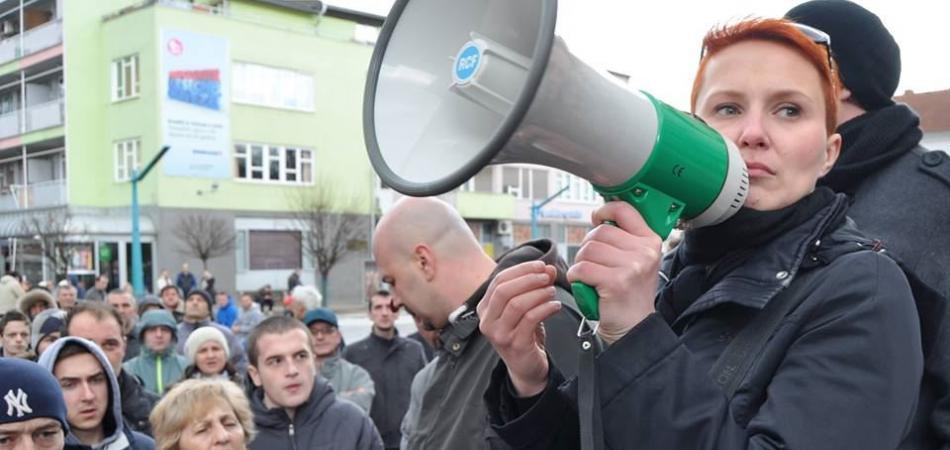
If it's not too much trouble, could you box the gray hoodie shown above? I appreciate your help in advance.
[38,337,155,450]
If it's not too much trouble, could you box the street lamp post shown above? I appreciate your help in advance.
[131,146,170,298]
[531,185,570,239]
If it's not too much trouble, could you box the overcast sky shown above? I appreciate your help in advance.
[328,0,949,109]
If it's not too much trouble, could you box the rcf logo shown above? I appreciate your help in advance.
[167,38,184,56]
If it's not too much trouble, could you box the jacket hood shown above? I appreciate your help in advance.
[38,337,130,450]
[251,376,334,430]
[464,239,570,310]
[16,289,55,317]
[31,308,66,350]
[137,309,179,342]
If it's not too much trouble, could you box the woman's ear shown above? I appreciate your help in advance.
[820,133,842,177]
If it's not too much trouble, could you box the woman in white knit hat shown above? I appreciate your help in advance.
[182,326,244,388]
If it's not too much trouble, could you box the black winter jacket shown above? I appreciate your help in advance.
[486,195,923,449]
[249,378,383,450]
[117,369,159,436]
[343,331,426,448]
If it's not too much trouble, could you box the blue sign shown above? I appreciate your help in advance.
[454,42,482,85]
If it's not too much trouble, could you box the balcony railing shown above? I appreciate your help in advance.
[25,97,63,132]
[22,19,62,55]
[0,178,66,211]
[0,18,63,65]
[0,110,18,138]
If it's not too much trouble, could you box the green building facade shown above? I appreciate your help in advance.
[0,0,383,307]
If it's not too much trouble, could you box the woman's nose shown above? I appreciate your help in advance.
[737,115,769,149]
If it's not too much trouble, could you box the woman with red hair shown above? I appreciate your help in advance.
[478,18,922,449]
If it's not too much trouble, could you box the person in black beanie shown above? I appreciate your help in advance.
[787,2,950,449]
[0,358,68,449]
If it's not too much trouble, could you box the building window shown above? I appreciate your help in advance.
[234,143,314,184]
[232,62,314,112]
[557,172,597,202]
[113,138,141,182]
[248,230,301,270]
[112,54,140,101]
[500,165,550,200]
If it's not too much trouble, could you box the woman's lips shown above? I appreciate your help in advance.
[745,161,775,177]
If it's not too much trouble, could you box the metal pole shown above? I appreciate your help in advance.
[530,185,570,239]
[131,170,143,297]
[130,146,170,297]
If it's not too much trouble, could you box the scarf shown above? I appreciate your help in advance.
[819,103,922,196]
[658,187,837,323]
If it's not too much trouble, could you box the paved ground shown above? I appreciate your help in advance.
[337,312,417,344]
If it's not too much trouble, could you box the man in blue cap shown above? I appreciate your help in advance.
[0,358,68,449]
[305,308,375,413]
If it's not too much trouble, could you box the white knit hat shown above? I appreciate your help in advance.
[183,326,230,364]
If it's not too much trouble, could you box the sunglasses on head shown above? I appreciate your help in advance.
[700,22,834,71]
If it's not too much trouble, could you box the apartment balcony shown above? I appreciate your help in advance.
[0,178,65,211]
[0,97,63,139]
[25,97,62,132]
[0,18,62,65]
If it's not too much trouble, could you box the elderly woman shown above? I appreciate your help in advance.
[182,326,243,387]
[150,378,254,450]
[478,18,922,450]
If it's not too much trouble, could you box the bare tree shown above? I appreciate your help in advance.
[173,213,236,271]
[290,184,367,306]
[16,208,84,281]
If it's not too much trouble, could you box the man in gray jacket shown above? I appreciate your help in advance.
[247,316,382,450]
[372,197,582,450]
[305,307,375,413]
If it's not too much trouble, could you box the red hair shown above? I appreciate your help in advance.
[690,18,839,134]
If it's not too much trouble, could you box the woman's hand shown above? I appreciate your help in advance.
[478,261,561,397]
[569,201,662,344]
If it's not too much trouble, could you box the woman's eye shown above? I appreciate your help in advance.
[714,104,740,116]
[777,105,801,117]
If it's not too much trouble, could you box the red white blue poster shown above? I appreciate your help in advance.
[160,29,231,179]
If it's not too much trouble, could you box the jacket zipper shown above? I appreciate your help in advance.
[156,356,164,394]
[288,423,298,450]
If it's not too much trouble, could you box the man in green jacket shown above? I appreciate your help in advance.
[122,309,188,395]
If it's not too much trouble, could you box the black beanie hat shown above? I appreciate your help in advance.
[786,0,900,111]
[187,289,214,316]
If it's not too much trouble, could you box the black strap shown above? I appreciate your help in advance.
[578,321,604,450]
[709,269,820,399]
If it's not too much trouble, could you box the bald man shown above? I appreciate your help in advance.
[373,196,582,450]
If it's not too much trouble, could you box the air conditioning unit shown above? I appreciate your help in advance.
[497,220,513,235]
[504,185,521,197]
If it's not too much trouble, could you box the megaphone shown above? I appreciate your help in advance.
[364,0,748,321]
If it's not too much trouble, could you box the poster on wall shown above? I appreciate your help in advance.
[160,29,231,179]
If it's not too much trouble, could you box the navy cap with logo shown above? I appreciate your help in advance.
[0,358,68,431]
[304,308,339,328]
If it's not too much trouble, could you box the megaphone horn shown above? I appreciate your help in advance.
[364,0,748,320]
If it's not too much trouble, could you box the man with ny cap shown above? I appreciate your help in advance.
[175,290,247,374]
[787,2,950,449]
[38,337,154,449]
[0,358,68,449]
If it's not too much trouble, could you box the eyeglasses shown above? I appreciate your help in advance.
[699,22,834,72]
[310,326,337,337]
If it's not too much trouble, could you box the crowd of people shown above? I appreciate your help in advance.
[0,1,947,449]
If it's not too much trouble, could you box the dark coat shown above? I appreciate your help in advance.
[848,147,950,449]
[486,196,923,450]
[343,332,426,448]
[407,240,583,450]
[249,378,383,450]
[117,369,159,436]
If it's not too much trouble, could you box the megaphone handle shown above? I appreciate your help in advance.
[572,185,681,321]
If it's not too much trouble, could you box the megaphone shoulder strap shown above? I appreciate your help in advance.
[578,320,605,450]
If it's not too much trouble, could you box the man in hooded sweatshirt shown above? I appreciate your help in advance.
[247,316,383,450]
[176,290,247,374]
[38,336,154,450]
[122,310,188,396]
